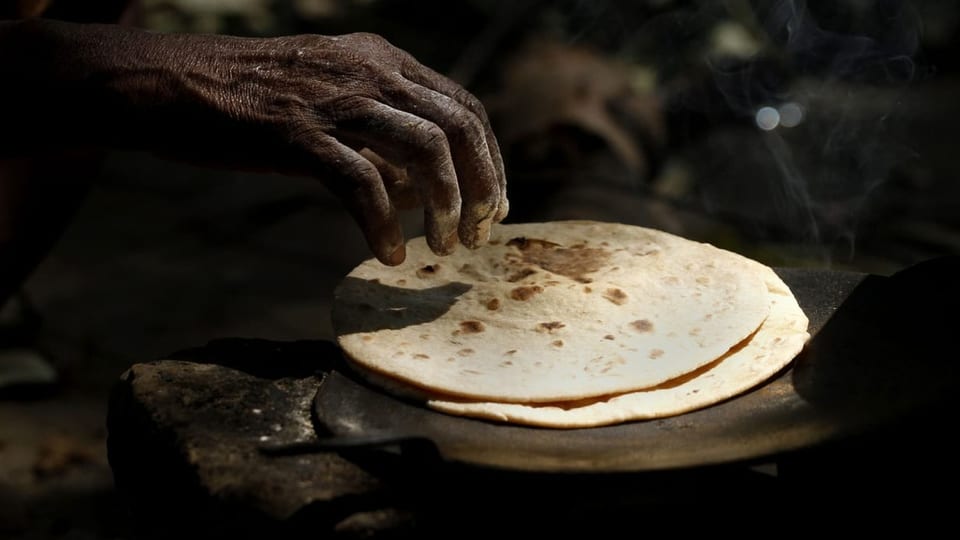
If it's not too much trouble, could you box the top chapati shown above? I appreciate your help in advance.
[332,221,771,403]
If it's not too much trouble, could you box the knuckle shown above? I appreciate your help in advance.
[457,90,488,119]
[445,114,485,146]
[410,121,449,152]
[342,155,379,184]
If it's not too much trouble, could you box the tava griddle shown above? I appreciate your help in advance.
[286,257,960,473]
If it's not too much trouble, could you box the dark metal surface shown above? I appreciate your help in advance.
[313,258,960,473]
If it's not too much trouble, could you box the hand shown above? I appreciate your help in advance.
[135,31,508,264]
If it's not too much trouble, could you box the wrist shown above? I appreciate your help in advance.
[0,18,177,154]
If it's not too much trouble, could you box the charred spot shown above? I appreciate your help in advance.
[604,334,615,340]
[506,267,538,282]
[506,237,561,250]
[485,298,500,311]
[510,285,544,301]
[537,321,566,333]
[649,349,664,359]
[414,353,430,359]
[416,264,439,278]
[459,320,485,334]
[631,319,654,333]
[603,288,628,305]
[504,349,518,355]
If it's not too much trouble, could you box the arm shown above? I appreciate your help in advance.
[0,19,508,263]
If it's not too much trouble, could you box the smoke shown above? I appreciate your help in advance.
[703,0,926,261]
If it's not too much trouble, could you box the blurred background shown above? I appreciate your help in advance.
[2,0,959,537]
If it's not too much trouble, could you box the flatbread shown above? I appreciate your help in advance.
[333,221,772,403]
[425,264,808,427]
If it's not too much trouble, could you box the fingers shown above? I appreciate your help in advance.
[295,131,406,266]
[358,148,420,209]
[399,62,509,223]
[332,99,462,255]
[383,80,502,248]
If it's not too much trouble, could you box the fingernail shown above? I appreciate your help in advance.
[386,244,406,265]
[442,229,459,255]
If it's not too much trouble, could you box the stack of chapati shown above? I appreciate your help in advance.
[332,221,809,428]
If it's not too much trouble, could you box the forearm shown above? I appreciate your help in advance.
[0,18,189,156]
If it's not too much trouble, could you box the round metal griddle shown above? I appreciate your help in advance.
[311,258,960,473]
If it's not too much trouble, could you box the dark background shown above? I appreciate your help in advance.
[2,1,958,537]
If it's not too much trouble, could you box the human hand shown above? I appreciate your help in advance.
[139,31,508,264]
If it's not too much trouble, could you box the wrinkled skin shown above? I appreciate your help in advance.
[1,20,508,267]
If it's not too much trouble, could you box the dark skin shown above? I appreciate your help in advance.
[0,9,508,308]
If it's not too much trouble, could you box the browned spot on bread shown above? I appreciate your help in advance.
[631,319,654,332]
[552,339,564,347]
[537,321,566,333]
[603,288,628,305]
[499,360,513,367]
[510,285,544,301]
[459,320,485,334]
[689,327,701,336]
[486,298,500,311]
[583,286,593,293]
[416,264,439,278]
[370,278,381,284]
[604,334,615,340]
[504,349,517,355]
[488,239,501,246]
[461,369,482,375]
[506,237,609,283]
[696,276,710,285]
[458,348,475,356]
[506,267,537,282]
[396,279,407,286]
[458,263,489,282]
[545,280,561,286]
[414,353,430,359]
[649,349,664,359]
[419,334,430,340]
[362,335,373,342]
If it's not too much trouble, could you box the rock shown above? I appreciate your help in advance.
[106,339,403,538]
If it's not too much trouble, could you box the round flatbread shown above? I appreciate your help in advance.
[333,221,772,403]
[425,264,809,427]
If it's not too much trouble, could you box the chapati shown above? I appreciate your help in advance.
[332,221,772,403]
[426,264,808,427]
